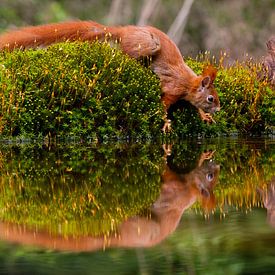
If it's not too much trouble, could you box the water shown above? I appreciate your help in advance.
[0,138,274,275]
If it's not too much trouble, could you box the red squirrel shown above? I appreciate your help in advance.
[0,21,220,131]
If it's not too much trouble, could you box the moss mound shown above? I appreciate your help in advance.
[0,42,274,139]
[0,41,163,140]
[170,56,274,137]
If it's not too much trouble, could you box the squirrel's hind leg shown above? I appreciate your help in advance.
[119,28,161,59]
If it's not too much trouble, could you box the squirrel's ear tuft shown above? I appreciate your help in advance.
[202,65,217,83]
[201,76,211,88]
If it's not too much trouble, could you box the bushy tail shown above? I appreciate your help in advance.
[0,21,106,50]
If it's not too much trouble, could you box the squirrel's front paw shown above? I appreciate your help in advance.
[198,150,216,166]
[199,109,216,124]
[162,119,172,133]
[201,150,215,160]
[203,113,216,124]
[162,144,172,156]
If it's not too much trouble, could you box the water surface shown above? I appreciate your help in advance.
[0,138,274,274]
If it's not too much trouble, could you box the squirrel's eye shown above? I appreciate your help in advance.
[206,173,214,181]
[207,95,214,103]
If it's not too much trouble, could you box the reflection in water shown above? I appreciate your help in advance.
[0,143,164,237]
[0,139,274,274]
[258,177,275,227]
[0,145,220,251]
[148,148,219,245]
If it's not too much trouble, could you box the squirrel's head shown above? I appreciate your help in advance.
[189,65,220,114]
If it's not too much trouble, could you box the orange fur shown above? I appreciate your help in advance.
[0,21,220,125]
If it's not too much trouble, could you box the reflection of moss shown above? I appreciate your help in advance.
[0,140,273,238]
[0,209,273,274]
[0,144,163,236]
[165,141,205,173]
[213,141,275,212]
[168,140,275,212]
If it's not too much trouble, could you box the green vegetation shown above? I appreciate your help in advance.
[0,143,163,236]
[171,55,274,137]
[170,139,275,213]
[0,41,163,140]
[0,41,273,140]
[0,140,273,237]
[0,140,274,274]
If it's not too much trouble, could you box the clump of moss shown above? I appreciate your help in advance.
[0,41,164,140]
[170,54,274,137]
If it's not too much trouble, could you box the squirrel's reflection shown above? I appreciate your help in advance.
[0,145,220,251]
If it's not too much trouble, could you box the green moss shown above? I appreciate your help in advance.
[0,41,164,140]
[0,42,273,139]
[171,55,274,137]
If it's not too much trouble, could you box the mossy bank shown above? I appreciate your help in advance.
[0,41,163,140]
[0,41,274,140]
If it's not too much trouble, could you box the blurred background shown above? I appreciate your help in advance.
[0,0,274,62]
